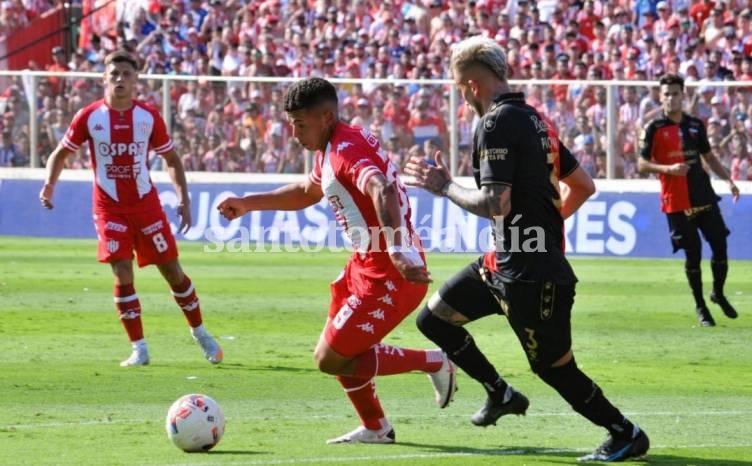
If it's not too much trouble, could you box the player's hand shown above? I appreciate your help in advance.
[389,249,432,284]
[667,163,689,176]
[217,197,248,220]
[403,150,451,196]
[39,183,55,209]
[730,182,740,204]
[176,202,192,234]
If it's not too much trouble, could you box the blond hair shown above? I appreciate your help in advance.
[449,36,508,82]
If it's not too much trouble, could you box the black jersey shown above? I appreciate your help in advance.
[473,92,579,285]
[639,113,718,213]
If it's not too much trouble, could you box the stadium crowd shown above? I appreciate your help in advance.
[1,0,751,180]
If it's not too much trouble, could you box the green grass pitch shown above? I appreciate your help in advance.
[1,237,751,465]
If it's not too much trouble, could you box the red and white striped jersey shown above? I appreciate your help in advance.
[61,99,174,214]
[308,122,421,272]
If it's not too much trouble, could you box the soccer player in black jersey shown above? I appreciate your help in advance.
[405,36,649,462]
[638,73,740,327]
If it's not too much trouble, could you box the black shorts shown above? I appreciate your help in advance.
[666,204,730,253]
[439,257,574,372]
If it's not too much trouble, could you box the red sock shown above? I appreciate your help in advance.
[171,275,203,328]
[351,344,443,378]
[114,284,143,342]
[336,375,386,431]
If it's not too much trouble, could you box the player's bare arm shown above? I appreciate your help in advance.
[162,150,192,233]
[637,158,689,176]
[39,146,74,209]
[366,174,431,284]
[701,151,741,203]
[217,178,323,220]
[559,166,596,220]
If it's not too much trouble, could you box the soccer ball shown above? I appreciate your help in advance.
[165,394,225,452]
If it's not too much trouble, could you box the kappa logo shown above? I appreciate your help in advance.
[369,309,386,321]
[378,294,394,306]
[93,123,104,131]
[336,141,353,152]
[384,280,397,292]
[181,299,200,312]
[357,322,375,334]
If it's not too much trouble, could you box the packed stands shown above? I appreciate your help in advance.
[1,0,750,180]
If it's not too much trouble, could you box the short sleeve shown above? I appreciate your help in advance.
[308,151,323,185]
[350,156,382,194]
[639,124,655,161]
[559,141,579,179]
[150,109,174,154]
[476,113,514,186]
[60,108,89,151]
[695,120,711,154]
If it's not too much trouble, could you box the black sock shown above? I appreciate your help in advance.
[416,306,508,399]
[710,259,728,296]
[685,268,705,308]
[537,358,634,438]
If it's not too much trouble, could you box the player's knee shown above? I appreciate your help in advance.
[416,305,471,354]
[536,355,577,383]
[158,259,184,286]
[313,345,350,375]
[417,305,450,337]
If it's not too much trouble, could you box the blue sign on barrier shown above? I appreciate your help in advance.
[1,177,749,259]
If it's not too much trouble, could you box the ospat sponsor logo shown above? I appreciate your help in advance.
[97,141,147,157]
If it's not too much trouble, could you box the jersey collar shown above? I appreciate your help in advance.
[489,92,525,113]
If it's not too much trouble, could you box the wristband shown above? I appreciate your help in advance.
[440,180,452,197]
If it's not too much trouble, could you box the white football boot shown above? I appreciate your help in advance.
[191,326,223,364]
[120,341,149,367]
[428,352,457,408]
[326,423,396,444]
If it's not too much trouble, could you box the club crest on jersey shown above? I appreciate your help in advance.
[107,239,120,253]
[483,116,497,132]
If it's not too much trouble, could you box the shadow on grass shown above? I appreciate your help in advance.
[197,363,317,373]
[205,449,268,455]
[397,442,742,465]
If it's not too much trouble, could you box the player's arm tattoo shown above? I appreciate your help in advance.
[444,182,511,219]
[367,174,403,245]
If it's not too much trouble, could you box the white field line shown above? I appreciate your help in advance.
[4,409,752,430]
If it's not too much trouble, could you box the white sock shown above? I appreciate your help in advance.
[191,324,208,338]
[132,339,147,350]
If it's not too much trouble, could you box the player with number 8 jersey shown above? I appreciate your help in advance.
[39,50,223,367]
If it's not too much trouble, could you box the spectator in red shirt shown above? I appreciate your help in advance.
[46,46,70,96]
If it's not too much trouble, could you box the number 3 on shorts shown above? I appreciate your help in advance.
[152,232,169,253]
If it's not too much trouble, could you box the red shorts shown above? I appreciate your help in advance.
[324,261,428,357]
[93,208,178,267]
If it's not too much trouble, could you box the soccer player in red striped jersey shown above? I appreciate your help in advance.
[39,50,223,367]
[217,77,457,444]
[639,73,741,327]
